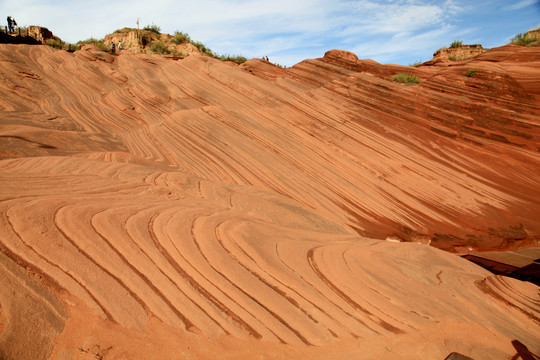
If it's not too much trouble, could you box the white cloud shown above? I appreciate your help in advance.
[335,1,446,36]
[503,0,537,11]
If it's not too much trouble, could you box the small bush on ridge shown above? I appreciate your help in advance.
[114,28,135,34]
[143,23,161,34]
[170,50,186,58]
[149,40,171,55]
[172,31,191,44]
[450,40,463,48]
[217,54,247,64]
[465,69,478,77]
[46,38,65,49]
[192,41,215,57]
[77,37,108,51]
[391,73,421,85]
[511,32,538,46]
[47,37,79,51]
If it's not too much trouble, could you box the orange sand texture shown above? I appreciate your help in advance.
[0,43,539,359]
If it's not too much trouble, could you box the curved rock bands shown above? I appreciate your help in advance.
[476,275,540,325]
[1,199,116,321]
[0,154,539,357]
[0,157,361,345]
[2,44,539,249]
[215,220,360,339]
[147,208,265,338]
[1,43,540,359]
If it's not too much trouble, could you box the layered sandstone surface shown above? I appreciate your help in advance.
[0,43,539,359]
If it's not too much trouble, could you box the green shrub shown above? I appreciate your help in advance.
[66,43,79,52]
[170,50,186,58]
[391,73,421,85]
[141,33,153,47]
[114,28,135,34]
[77,37,108,51]
[96,42,108,52]
[465,69,478,77]
[14,26,28,35]
[46,38,64,49]
[171,30,248,62]
[409,61,422,67]
[77,37,100,44]
[172,31,191,44]
[217,54,247,64]
[192,41,215,57]
[149,40,170,55]
[511,32,538,46]
[46,38,79,51]
[450,40,463,48]
[143,23,161,34]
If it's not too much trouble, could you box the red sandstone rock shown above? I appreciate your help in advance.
[0,42,539,360]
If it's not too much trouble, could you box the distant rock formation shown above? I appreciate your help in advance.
[26,26,55,44]
[103,28,200,56]
[516,28,540,47]
[430,44,488,63]
[526,28,540,39]
[0,26,55,45]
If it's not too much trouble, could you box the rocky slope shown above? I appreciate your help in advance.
[103,28,201,56]
[0,41,539,360]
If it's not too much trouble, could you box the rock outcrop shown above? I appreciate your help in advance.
[0,41,539,360]
[0,26,53,45]
[429,44,488,63]
[517,28,540,47]
[26,26,55,44]
[103,28,200,55]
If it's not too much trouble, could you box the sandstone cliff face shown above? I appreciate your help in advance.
[429,44,488,63]
[520,28,540,46]
[0,43,539,360]
[26,26,55,44]
[526,28,540,38]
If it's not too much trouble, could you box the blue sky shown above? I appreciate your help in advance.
[2,0,539,66]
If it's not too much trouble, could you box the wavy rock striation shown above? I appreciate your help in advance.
[0,43,539,359]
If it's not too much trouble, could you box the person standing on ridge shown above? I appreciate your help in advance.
[7,16,13,34]
[118,41,123,53]
[111,42,116,54]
